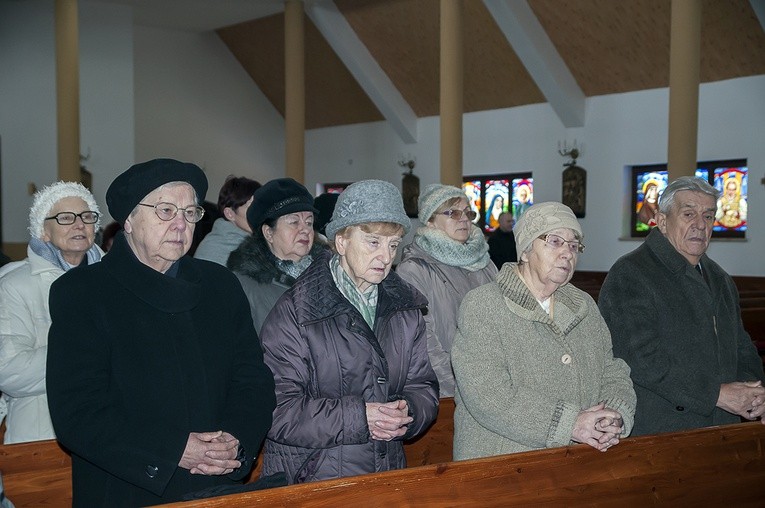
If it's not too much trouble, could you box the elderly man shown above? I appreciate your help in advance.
[599,176,765,436]
[46,159,276,506]
[487,211,517,268]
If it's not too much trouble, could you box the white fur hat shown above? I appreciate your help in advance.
[28,181,101,239]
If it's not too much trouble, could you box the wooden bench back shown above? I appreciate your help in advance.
[7,406,764,508]
[0,399,454,507]
[159,422,765,507]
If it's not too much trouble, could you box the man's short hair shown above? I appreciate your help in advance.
[658,176,719,214]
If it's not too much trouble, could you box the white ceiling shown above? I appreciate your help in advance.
[88,0,284,32]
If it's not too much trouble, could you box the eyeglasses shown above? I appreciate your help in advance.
[138,202,205,223]
[538,233,585,254]
[440,208,478,221]
[45,211,100,225]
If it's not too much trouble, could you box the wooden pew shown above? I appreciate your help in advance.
[0,399,455,507]
[4,399,765,507]
[159,422,765,507]
[0,439,71,507]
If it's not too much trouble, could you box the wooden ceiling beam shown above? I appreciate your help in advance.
[306,1,418,143]
[483,0,585,128]
[751,0,765,32]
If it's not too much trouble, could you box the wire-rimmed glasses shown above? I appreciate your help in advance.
[538,233,585,254]
[440,208,478,221]
[44,211,100,225]
[138,202,205,223]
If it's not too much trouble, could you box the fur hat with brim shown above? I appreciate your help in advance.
[325,180,410,241]
[513,201,583,256]
[246,178,317,232]
[418,184,469,223]
[106,158,208,224]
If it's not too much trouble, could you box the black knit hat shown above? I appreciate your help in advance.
[246,178,318,232]
[313,192,340,235]
[106,158,208,224]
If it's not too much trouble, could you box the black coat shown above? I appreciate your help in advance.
[487,229,517,268]
[46,233,276,507]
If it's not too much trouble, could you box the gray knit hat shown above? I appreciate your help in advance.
[325,180,410,240]
[514,201,583,256]
[418,184,469,223]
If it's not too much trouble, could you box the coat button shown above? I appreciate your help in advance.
[145,465,159,478]
[561,354,572,365]
[676,406,685,412]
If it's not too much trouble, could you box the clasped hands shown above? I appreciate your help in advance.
[572,402,624,452]
[366,400,413,441]
[179,430,241,475]
[718,381,765,422]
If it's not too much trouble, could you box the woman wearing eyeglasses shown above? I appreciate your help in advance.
[451,202,635,459]
[0,182,102,444]
[396,184,498,398]
[45,159,276,506]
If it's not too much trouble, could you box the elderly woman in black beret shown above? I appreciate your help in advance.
[227,178,322,334]
[46,159,276,507]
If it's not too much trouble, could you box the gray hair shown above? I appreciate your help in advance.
[658,176,719,214]
[28,181,101,239]
[127,181,199,220]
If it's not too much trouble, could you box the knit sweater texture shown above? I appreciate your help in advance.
[452,263,636,459]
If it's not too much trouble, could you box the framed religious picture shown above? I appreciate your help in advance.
[562,165,586,218]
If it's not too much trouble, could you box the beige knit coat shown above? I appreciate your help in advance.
[452,263,636,460]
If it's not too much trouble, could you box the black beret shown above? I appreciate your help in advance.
[247,178,318,232]
[106,158,208,223]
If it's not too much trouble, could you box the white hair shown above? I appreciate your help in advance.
[28,181,101,239]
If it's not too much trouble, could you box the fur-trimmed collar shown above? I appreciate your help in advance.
[227,234,324,284]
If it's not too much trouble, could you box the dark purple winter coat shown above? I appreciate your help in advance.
[259,250,439,484]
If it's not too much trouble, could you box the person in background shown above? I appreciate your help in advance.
[100,221,123,252]
[0,182,102,444]
[487,211,517,268]
[452,202,635,459]
[228,178,322,334]
[397,184,497,397]
[46,159,275,506]
[258,180,438,484]
[312,192,339,247]
[194,176,261,265]
[599,176,765,436]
